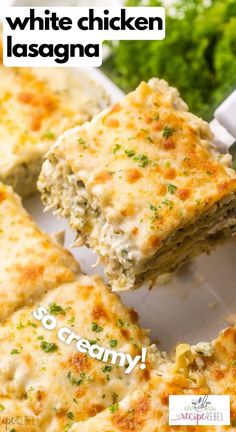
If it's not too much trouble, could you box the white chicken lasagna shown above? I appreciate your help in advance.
[0,182,236,432]
[39,78,236,291]
[0,41,108,197]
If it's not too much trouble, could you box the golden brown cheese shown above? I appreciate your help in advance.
[71,327,236,432]
[0,276,154,431]
[0,182,235,432]
[39,78,236,291]
[0,183,80,321]
[0,182,156,431]
[0,49,107,196]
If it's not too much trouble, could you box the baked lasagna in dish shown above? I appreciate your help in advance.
[0,182,235,431]
[39,78,236,291]
[0,45,107,197]
[0,182,156,430]
[72,327,236,432]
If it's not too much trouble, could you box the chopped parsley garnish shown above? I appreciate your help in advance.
[16,322,24,330]
[66,412,74,420]
[125,148,136,157]
[91,322,103,333]
[163,125,175,139]
[27,320,37,328]
[77,137,88,149]
[48,303,66,316]
[149,203,161,222]
[168,184,177,194]
[40,341,58,353]
[232,360,236,366]
[89,339,98,345]
[109,339,118,348]
[102,365,112,372]
[116,318,124,327]
[145,136,153,143]
[109,403,119,413]
[42,131,55,140]
[11,349,20,355]
[162,197,172,207]
[112,143,121,153]
[133,153,150,167]
[152,114,159,121]
[149,203,158,212]
[231,418,236,426]
[67,316,75,326]
[67,371,85,386]
[0,405,5,411]
[124,148,150,168]
[9,430,16,432]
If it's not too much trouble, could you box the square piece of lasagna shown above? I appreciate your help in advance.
[0,42,107,197]
[39,79,236,291]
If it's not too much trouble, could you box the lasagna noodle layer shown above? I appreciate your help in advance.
[39,78,236,291]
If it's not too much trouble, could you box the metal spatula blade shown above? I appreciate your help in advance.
[210,90,236,160]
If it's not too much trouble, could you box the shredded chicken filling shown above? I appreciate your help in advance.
[40,158,236,290]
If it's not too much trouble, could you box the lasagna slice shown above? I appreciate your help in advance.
[0,182,156,430]
[0,46,107,197]
[0,182,80,321]
[70,327,236,432]
[39,78,236,291]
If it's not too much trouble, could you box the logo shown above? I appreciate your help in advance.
[169,395,230,426]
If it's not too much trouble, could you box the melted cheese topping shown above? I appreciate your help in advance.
[44,79,236,256]
[0,182,158,430]
[0,51,107,189]
[39,78,236,290]
[0,183,80,321]
[0,182,235,431]
[71,327,236,432]
[0,276,155,430]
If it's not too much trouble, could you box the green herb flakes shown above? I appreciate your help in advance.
[163,126,175,139]
[125,148,136,157]
[48,303,66,316]
[109,403,119,414]
[112,143,122,153]
[109,339,118,348]
[11,349,20,355]
[168,184,177,194]
[40,341,58,353]
[102,365,112,372]
[116,318,124,327]
[67,371,84,386]
[91,322,103,333]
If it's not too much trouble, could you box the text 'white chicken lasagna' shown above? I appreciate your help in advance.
[39,78,236,291]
